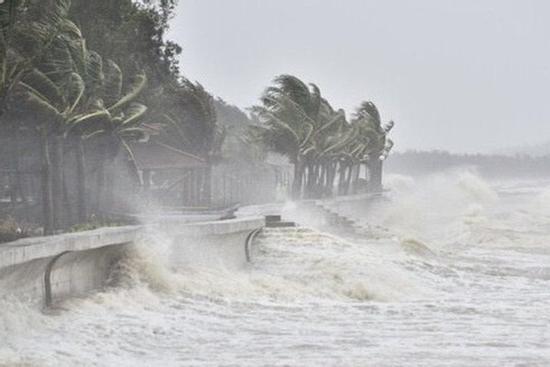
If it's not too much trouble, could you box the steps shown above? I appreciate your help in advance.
[265,214,296,228]
[293,200,367,236]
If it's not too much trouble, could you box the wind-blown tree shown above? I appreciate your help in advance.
[251,74,360,198]
[167,80,222,159]
[0,0,81,219]
[0,0,77,117]
[251,75,396,199]
[300,101,348,197]
[156,79,225,205]
[68,66,148,217]
[215,98,263,162]
[68,0,182,148]
[334,123,365,195]
[251,75,327,198]
[16,11,148,229]
[69,0,181,80]
[352,101,394,193]
[2,0,89,233]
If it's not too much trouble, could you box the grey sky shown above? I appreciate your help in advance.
[168,0,550,153]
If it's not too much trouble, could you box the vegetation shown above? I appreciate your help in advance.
[0,216,32,243]
[251,75,394,199]
[67,216,131,233]
[0,0,396,239]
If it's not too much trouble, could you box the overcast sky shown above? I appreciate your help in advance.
[168,0,550,153]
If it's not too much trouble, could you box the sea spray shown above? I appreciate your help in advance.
[109,229,181,294]
[363,170,499,248]
[2,178,550,366]
[250,227,431,302]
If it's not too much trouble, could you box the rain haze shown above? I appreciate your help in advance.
[2,1,550,366]
[170,0,550,153]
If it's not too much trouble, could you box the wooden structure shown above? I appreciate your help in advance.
[128,141,210,208]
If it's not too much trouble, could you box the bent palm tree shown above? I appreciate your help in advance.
[251,74,325,198]
[18,21,148,227]
[4,0,85,233]
[158,79,224,206]
[352,101,395,193]
[0,0,77,117]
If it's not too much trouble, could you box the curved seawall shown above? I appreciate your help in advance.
[0,217,264,307]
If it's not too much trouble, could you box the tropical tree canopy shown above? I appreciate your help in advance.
[251,74,395,198]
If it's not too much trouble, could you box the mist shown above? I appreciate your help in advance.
[1,1,550,366]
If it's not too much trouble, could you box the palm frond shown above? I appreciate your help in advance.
[107,71,147,112]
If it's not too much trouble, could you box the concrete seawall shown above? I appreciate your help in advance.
[163,217,265,270]
[0,217,264,307]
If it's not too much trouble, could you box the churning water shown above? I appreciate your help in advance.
[1,171,550,366]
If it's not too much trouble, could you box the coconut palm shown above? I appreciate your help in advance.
[299,102,349,197]
[17,19,147,229]
[352,101,395,193]
[158,79,224,205]
[2,0,87,233]
[69,66,148,217]
[0,0,78,117]
[251,74,328,198]
[161,79,223,160]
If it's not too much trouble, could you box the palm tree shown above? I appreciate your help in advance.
[61,51,148,221]
[352,101,394,193]
[251,75,327,198]
[299,102,349,197]
[159,79,224,206]
[17,15,147,228]
[71,67,148,216]
[252,74,363,199]
[2,0,86,233]
[0,0,78,117]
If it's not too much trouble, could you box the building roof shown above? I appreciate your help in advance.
[129,142,206,170]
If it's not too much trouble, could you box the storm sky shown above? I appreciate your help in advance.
[168,0,550,153]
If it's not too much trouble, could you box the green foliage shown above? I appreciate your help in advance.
[68,0,181,82]
[215,98,264,162]
[352,101,395,160]
[0,0,78,117]
[0,216,31,243]
[67,217,129,233]
[251,74,396,197]
[156,79,224,161]
[252,74,356,164]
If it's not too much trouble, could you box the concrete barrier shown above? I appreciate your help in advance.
[0,217,264,306]
[161,217,265,269]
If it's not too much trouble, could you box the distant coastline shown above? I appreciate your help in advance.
[386,150,550,178]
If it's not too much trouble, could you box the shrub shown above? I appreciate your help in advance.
[0,217,31,243]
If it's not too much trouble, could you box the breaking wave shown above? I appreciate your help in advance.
[2,171,550,366]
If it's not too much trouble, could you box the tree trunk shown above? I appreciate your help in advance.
[337,162,347,195]
[75,138,88,223]
[62,172,73,225]
[40,129,54,235]
[368,156,383,193]
[351,164,361,194]
[95,161,105,216]
[326,162,336,197]
[204,164,212,208]
[7,130,18,211]
[103,161,115,214]
[292,158,304,199]
[13,129,27,206]
[318,163,327,197]
[305,162,315,198]
[344,164,353,195]
[50,136,65,230]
